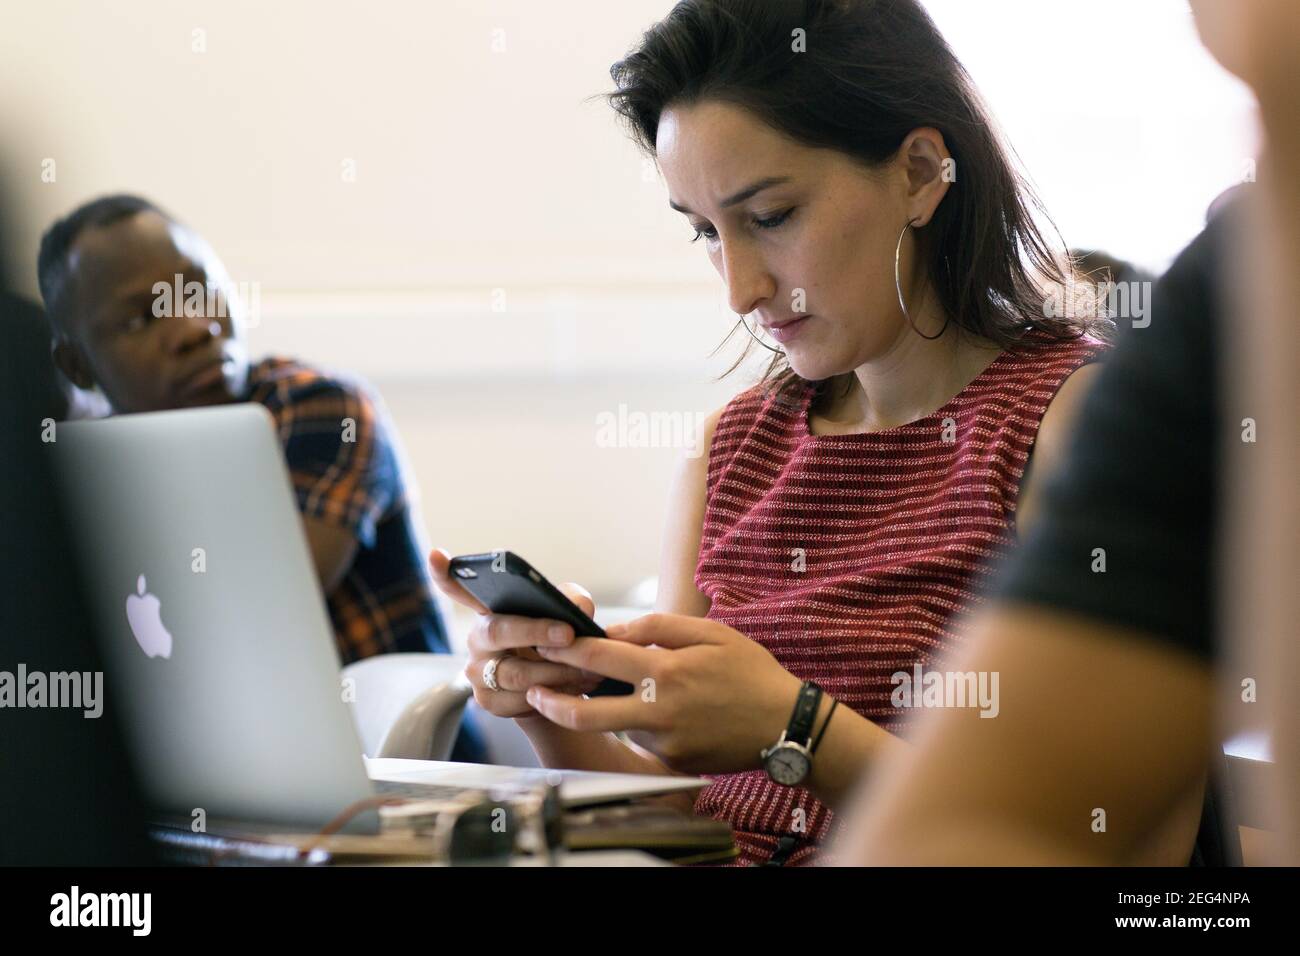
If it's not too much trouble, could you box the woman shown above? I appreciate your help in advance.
[432,0,1111,866]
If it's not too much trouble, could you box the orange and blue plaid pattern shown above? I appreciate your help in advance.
[245,356,450,664]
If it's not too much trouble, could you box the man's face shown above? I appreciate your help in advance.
[57,210,251,413]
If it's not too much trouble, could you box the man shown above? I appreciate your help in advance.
[37,194,483,762]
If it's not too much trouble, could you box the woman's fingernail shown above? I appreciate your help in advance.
[548,624,569,644]
[525,688,539,705]
[606,622,627,639]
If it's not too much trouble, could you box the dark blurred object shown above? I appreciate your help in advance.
[443,801,517,865]
[0,181,152,864]
[2,290,68,422]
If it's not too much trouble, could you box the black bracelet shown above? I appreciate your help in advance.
[810,698,838,754]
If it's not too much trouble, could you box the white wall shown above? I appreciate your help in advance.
[1,0,1257,600]
[2,0,750,600]
[925,0,1258,272]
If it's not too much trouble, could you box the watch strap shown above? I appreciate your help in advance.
[785,681,822,747]
[811,698,838,754]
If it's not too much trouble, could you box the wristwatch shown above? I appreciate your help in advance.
[761,681,823,786]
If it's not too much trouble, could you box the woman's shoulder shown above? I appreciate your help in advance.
[699,380,807,480]
[717,381,766,422]
[1001,328,1111,390]
[712,380,807,444]
[966,335,1104,461]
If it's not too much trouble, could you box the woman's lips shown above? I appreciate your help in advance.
[766,315,813,345]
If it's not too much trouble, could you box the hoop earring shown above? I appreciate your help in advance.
[895,218,950,341]
[737,314,784,355]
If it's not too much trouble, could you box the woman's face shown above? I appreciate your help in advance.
[655,99,936,381]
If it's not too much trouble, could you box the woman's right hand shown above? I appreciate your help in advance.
[428,548,604,719]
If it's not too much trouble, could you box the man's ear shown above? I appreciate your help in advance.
[899,127,953,228]
[51,337,96,391]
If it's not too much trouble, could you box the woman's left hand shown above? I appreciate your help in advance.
[529,613,803,775]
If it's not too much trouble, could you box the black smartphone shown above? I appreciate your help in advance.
[447,551,634,697]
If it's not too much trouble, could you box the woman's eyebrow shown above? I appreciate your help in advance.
[668,175,793,214]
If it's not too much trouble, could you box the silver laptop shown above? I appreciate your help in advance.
[53,404,703,833]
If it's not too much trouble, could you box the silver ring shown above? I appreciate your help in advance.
[481,656,504,691]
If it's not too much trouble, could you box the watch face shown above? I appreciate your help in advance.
[765,745,811,786]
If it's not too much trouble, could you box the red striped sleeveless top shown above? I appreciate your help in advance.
[693,331,1107,866]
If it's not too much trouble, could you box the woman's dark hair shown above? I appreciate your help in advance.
[607,0,1110,408]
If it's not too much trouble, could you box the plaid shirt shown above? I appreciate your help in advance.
[244,357,450,664]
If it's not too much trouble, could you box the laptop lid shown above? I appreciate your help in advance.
[53,404,375,830]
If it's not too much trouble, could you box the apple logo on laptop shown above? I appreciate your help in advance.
[125,574,173,659]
